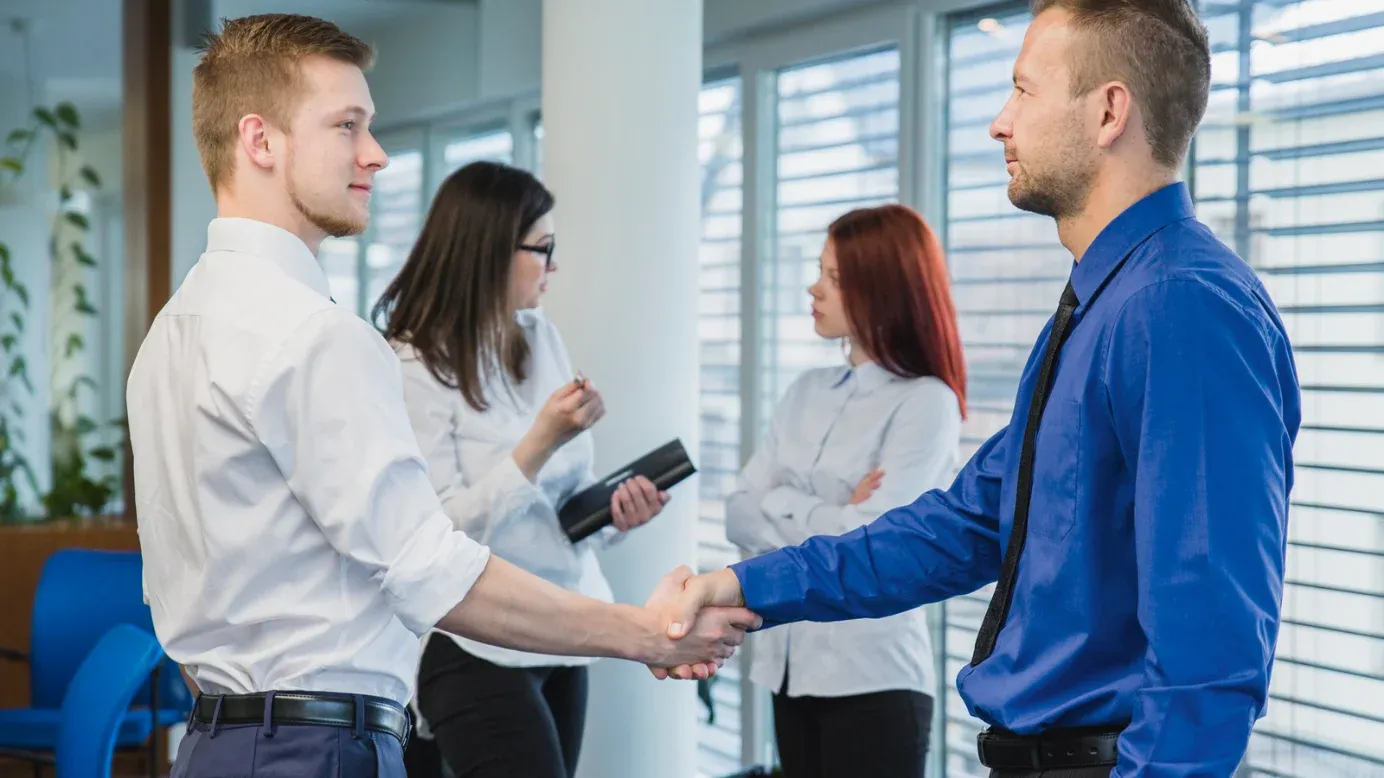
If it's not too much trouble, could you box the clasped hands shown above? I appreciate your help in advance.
[641,566,755,681]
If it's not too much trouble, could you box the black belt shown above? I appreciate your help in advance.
[192,692,410,746]
[978,726,1122,771]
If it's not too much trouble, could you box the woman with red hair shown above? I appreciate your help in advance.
[725,204,966,778]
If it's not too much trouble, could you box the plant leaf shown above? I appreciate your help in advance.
[64,212,89,230]
[65,333,84,358]
[88,446,116,462]
[13,282,27,310]
[75,416,98,435]
[58,132,77,151]
[0,243,8,262]
[10,401,21,418]
[76,299,97,316]
[73,247,96,267]
[69,375,98,400]
[0,157,22,174]
[79,166,101,188]
[12,361,31,394]
[6,129,31,144]
[10,313,22,333]
[1,334,15,352]
[55,103,79,128]
[1,263,13,287]
[33,108,56,127]
[59,185,72,203]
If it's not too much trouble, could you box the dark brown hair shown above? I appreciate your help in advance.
[373,162,555,412]
[1031,0,1210,169]
[192,14,375,192]
[828,205,967,419]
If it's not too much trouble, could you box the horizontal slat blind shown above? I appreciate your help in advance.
[764,47,902,426]
[696,74,748,778]
[942,8,1058,776]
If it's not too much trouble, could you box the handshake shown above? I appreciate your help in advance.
[639,566,756,681]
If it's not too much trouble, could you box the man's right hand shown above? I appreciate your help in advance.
[639,566,758,679]
[644,567,751,681]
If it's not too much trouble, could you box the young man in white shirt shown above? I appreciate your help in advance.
[127,14,756,777]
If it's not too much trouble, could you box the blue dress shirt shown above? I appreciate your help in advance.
[730,182,1301,777]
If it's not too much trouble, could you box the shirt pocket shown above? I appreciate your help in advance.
[1028,398,1082,541]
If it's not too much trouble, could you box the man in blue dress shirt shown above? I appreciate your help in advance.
[658,1,1301,776]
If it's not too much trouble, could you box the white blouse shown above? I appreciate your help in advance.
[394,307,618,668]
[726,361,962,698]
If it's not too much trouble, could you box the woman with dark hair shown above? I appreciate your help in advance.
[374,161,669,778]
[725,203,966,778]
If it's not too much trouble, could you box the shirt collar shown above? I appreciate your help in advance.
[1069,181,1194,307]
[834,360,894,393]
[205,217,330,299]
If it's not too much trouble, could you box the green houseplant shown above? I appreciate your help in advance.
[0,102,123,523]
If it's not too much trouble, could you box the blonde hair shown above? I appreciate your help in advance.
[192,14,374,192]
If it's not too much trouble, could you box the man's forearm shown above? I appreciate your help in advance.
[435,555,660,661]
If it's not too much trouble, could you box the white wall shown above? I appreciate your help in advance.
[364,4,481,126]
[478,0,542,99]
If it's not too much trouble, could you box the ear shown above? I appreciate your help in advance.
[236,114,276,172]
[1095,81,1134,151]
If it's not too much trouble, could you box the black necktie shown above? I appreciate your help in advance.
[971,281,1081,666]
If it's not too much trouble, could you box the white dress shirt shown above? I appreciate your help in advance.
[393,308,617,668]
[128,217,492,707]
[726,361,961,698]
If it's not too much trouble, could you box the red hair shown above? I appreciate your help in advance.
[828,204,967,419]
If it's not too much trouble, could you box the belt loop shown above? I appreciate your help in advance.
[262,690,278,738]
[208,696,225,739]
[352,695,366,740]
[186,693,201,735]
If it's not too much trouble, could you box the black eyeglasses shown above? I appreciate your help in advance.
[518,240,556,270]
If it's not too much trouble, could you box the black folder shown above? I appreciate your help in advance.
[558,439,697,542]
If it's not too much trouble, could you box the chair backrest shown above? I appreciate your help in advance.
[29,548,190,714]
[56,624,165,778]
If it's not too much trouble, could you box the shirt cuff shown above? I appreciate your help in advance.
[730,554,791,632]
[381,516,493,636]
[760,486,823,523]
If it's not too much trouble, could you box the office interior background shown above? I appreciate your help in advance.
[0,0,1381,776]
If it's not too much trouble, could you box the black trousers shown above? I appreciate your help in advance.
[410,636,588,778]
[772,678,933,778]
[990,764,1107,769]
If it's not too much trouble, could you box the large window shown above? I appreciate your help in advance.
[941,8,1061,775]
[764,47,902,419]
[944,2,1384,775]
[696,74,747,778]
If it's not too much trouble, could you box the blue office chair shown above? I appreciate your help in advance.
[57,624,166,778]
[0,549,192,777]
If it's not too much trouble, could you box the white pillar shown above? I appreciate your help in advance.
[539,2,704,777]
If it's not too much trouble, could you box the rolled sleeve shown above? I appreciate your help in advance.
[380,520,492,636]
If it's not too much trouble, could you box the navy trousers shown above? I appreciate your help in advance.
[171,695,406,778]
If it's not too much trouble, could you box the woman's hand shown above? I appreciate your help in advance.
[513,379,605,481]
[849,469,884,505]
[611,475,670,532]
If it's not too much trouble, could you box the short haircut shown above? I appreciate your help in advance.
[1031,0,1211,169]
[192,14,374,192]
